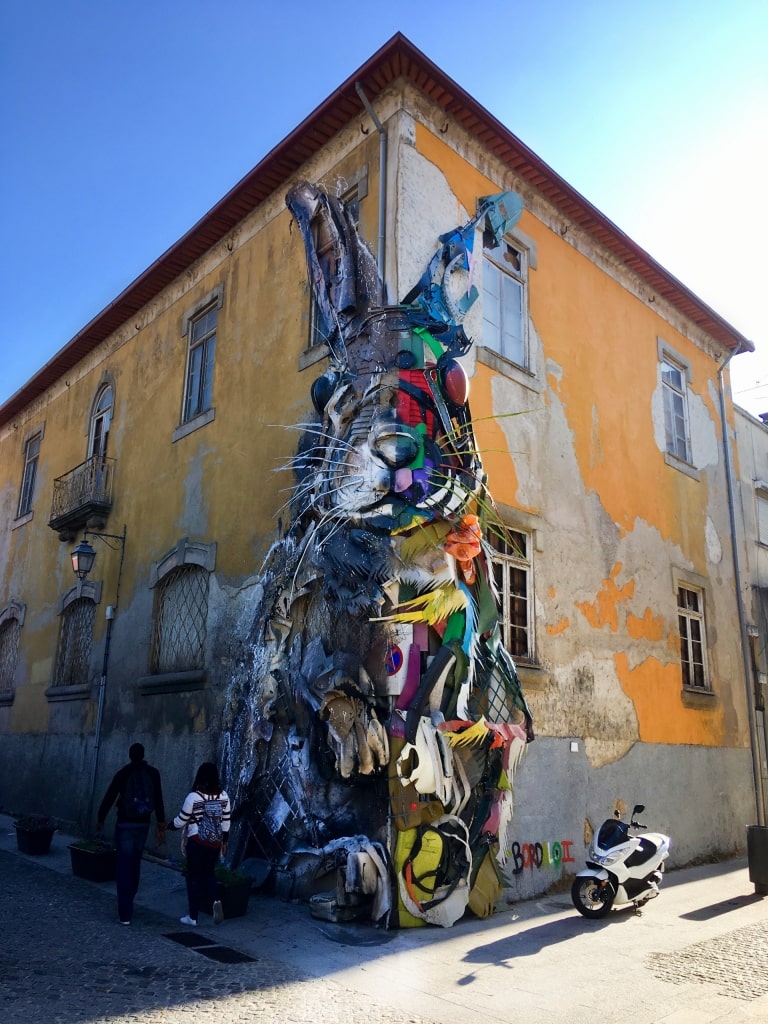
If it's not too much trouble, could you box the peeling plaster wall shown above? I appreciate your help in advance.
[0,76,756,879]
[392,104,755,867]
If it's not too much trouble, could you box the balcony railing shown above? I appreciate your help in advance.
[49,455,115,540]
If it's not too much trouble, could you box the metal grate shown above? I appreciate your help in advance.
[54,598,95,688]
[245,730,320,859]
[151,565,209,673]
[163,933,256,963]
[0,618,21,690]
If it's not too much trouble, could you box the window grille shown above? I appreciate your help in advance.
[151,565,209,673]
[0,618,21,691]
[54,598,95,688]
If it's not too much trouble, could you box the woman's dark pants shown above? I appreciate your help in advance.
[185,839,219,921]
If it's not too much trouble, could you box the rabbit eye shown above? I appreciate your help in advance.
[311,371,341,414]
[439,357,469,406]
[395,350,416,369]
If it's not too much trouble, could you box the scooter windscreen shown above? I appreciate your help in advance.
[596,819,630,849]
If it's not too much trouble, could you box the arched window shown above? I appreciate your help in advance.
[0,605,24,693]
[54,596,95,688]
[140,539,215,693]
[89,384,113,461]
[150,565,209,673]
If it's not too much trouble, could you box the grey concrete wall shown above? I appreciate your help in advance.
[499,737,756,901]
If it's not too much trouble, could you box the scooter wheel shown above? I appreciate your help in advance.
[571,876,615,919]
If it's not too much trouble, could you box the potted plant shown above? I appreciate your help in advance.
[183,860,252,919]
[212,863,252,919]
[68,838,118,882]
[14,814,57,855]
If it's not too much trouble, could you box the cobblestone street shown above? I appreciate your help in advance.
[0,852,433,1024]
[2,829,768,1024]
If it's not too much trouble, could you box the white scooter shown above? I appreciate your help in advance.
[571,804,671,918]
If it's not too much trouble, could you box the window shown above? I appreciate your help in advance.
[678,585,709,690]
[150,565,209,673]
[488,528,534,661]
[183,304,217,423]
[0,615,21,692]
[661,357,690,463]
[89,384,113,460]
[482,232,529,367]
[308,180,362,351]
[53,597,95,688]
[17,432,42,517]
[756,485,768,546]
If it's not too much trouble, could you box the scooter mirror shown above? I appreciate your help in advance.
[632,804,645,815]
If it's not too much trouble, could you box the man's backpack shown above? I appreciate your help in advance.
[123,764,155,820]
[196,792,224,845]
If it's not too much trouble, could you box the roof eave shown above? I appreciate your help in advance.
[0,31,751,427]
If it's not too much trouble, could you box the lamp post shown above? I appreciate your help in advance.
[71,527,127,832]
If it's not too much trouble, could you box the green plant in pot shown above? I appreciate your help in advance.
[68,838,118,882]
[213,863,251,919]
[14,814,58,855]
[181,859,252,919]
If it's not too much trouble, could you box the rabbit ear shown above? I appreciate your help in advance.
[286,181,380,370]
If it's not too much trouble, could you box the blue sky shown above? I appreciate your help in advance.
[2,1,766,413]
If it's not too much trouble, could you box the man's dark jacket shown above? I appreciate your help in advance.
[97,760,165,825]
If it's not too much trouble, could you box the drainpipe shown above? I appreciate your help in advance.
[85,528,127,831]
[355,82,387,298]
[718,349,766,825]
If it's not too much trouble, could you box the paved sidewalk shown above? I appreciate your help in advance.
[1,814,767,1023]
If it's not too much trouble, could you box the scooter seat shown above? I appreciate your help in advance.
[625,837,658,867]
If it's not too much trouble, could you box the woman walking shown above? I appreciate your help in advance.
[168,762,231,926]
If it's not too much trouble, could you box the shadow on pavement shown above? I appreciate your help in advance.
[456,905,631,985]
[679,892,765,921]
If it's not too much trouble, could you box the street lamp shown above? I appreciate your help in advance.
[70,529,126,581]
[71,538,97,579]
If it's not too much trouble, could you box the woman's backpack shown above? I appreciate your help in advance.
[196,792,224,845]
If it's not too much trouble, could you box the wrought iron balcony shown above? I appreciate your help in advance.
[49,455,116,540]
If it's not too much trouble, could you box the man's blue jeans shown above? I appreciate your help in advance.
[114,821,149,923]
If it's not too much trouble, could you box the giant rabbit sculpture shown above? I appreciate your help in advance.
[223,181,534,927]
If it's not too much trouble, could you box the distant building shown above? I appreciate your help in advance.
[0,34,762,901]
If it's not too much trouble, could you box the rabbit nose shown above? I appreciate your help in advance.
[369,424,421,468]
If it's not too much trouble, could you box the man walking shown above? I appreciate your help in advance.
[97,743,166,925]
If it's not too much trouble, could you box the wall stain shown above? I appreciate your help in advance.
[576,563,634,632]
[615,651,726,745]
[626,607,666,641]
[546,617,570,636]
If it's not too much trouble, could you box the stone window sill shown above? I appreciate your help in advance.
[46,684,91,702]
[137,670,207,695]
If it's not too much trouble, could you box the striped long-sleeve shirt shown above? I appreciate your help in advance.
[172,789,231,847]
